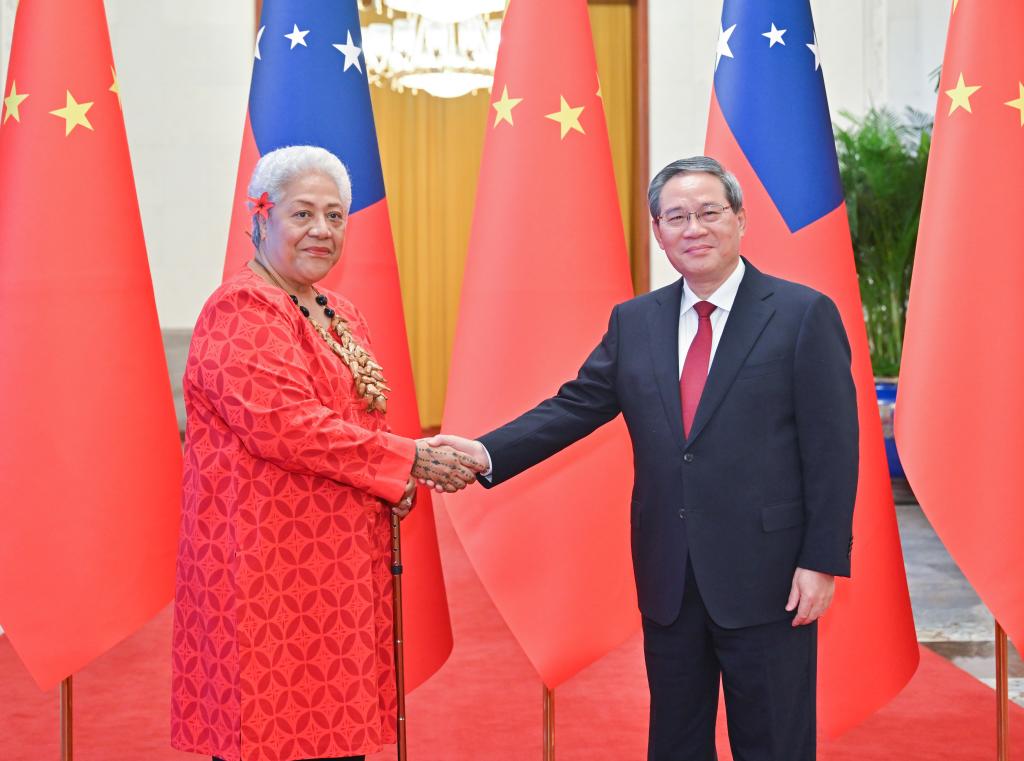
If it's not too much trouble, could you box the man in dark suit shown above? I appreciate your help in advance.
[429,157,858,760]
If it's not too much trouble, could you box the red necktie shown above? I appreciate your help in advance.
[680,301,717,438]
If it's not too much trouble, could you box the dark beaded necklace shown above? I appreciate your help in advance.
[290,291,335,319]
[251,258,390,413]
[253,259,334,319]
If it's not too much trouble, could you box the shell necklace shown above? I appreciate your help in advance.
[253,260,390,413]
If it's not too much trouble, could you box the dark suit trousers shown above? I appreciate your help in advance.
[642,562,816,761]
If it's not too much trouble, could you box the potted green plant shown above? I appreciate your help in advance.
[834,107,931,478]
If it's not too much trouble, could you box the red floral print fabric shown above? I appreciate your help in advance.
[171,269,415,761]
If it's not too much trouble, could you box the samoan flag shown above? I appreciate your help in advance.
[222,0,453,692]
[704,0,919,737]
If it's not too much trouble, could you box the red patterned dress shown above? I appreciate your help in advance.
[171,268,415,761]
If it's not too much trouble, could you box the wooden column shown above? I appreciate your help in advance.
[631,0,650,295]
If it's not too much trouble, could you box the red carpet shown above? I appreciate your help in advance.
[3,505,1022,759]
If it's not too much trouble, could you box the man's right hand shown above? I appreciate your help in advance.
[418,434,489,492]
[412,438,488,493]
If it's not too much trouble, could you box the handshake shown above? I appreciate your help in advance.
[411,435,489,493]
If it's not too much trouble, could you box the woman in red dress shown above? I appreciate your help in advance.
[170,145,481,761]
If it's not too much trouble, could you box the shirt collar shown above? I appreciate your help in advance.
[681,257,746,316]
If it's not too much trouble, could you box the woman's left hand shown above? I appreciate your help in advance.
[391,477,417,519]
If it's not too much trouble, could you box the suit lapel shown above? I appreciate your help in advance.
[647,279,687,453]
[686,261,775,446]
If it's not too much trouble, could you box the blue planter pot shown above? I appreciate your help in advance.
[874,378,905,479]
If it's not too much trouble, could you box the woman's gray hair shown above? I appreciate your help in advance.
[647,156,743,218]
[248,145,353,248]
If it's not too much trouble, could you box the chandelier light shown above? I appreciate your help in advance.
[359,1,504,98]
[383,0,506,24]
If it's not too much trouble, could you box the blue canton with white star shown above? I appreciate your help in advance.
[250,0,384,214]
[714,0,843,232]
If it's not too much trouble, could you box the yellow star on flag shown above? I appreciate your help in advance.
[545,95,585,139]
[1005,82,1024,126]
[49,90,94,135]
[596,75,603,99]
[110,66,121,106]
[945,72,980,115]
[953,0,959,11]
[3,81,29,124]
[491,85,523,127]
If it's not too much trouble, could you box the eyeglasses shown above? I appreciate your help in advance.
[656,204,733,229]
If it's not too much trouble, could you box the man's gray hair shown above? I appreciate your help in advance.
[647,156,743,218]
[248,145,353,247]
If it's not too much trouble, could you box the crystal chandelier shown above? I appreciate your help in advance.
[358,1,504,98]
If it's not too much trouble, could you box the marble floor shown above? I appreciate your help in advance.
[895,486,1024,706]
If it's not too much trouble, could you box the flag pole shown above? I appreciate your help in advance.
[995,620,1009,761]
[60,675,73,761]
[391,514,408,761]
[542,685,555,760]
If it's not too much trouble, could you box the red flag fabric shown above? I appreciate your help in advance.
[705,0,918,736]
[440,0,637,687]
[220,0,452,690]
[896,0,1024,653]
[0,0,182,689]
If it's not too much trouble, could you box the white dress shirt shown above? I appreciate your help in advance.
[678,258,746,378]
[481,258,747,478]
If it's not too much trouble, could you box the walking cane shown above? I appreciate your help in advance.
[391,513,408,761]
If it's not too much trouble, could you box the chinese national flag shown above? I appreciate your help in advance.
[705,0,918,736]
[897,0,1024,653]
[440,0,637,687]
[0,0,182,689]
[221,0,452,689]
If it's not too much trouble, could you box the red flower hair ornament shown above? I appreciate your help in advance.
[247,191,275,219]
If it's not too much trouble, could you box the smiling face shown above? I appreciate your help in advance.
[258,171,347,290]
[652,171,746,297]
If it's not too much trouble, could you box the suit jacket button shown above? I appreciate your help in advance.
[683,453,694,463]
[678,508,686,519]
